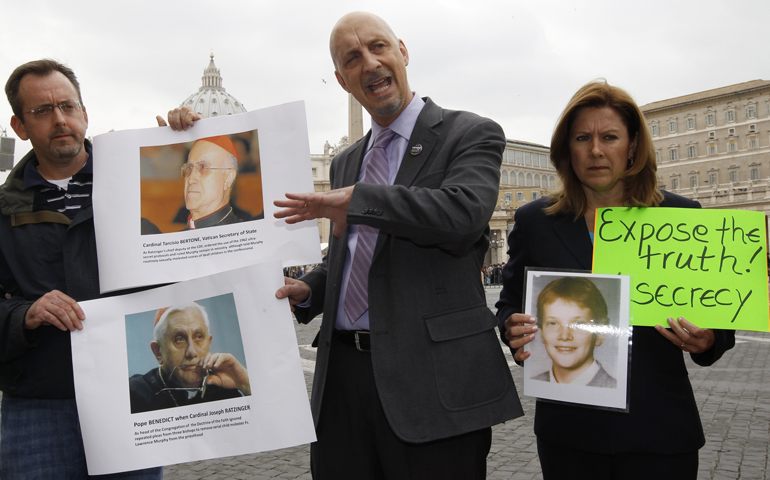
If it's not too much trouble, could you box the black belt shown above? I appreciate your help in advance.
[333,329,371,352]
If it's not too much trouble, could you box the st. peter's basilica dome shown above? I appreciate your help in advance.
[179,54,247,118]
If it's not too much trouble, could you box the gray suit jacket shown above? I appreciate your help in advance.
[296,98,523,443]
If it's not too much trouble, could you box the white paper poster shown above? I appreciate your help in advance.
[522,270,631,410]
[72,261,316,475]
[93,101,321,293]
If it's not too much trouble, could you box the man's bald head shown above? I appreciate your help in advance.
[329,12,413,126]
[330,12,398,71]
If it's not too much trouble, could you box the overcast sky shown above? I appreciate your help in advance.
[1,0,768,174]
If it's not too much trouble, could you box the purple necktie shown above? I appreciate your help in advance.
[344,128,398,325]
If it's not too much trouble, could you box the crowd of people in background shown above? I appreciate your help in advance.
[482,263,504,286]
[284,264,317,279]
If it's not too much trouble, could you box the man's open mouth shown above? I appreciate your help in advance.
[368,77,391,94]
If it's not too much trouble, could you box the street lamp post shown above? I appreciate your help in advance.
[490,231,499,265]
[0,125,14,171]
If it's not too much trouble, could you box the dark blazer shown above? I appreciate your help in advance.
[496,191,735,455]
[296,98,523,443]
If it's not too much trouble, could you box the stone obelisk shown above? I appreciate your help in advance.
[348,93,364,144]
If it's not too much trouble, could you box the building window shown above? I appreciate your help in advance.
[725,110,735,123]
[524,152,532,166]
[531,192,538,200]
[516,192,524,201]
[689,175,697,188]
[708,143,717,155]
[515,150,523,165]
[651,124,659,136]
[534,174,540,187]
[686,117,695,130]
[687,145,697,158]
[671,177,679,190]
[728,141,737,152]
[518,172,525,185]
[526,173,533,186]
[655,150,661,163]
[541,154,549,168]
[729,170,737,183]
[750,166,760,180]
[746,105,756,119]
[668,120,677,133]
[501,170,509,184]
[705,113,715,126]
[312,167,318,177]
[748,137,758,149]
[668,148,678,161]
[504,193,513,202]
[511,171,518,185]
[710,172,718,185]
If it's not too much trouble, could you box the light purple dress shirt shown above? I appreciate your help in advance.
[334,94,426,331]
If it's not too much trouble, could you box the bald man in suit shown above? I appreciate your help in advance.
[271,12,522,480]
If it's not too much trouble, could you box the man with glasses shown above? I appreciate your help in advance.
[181,136,241,230]
[0,59,162,479]
[129,304,250,414]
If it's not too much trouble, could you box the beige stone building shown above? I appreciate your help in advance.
[310,143,337,250]
[640,80,770,229]
[309,94,365,251]
[488,139,556,265]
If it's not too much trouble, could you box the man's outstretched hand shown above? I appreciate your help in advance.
[273,186,355,237]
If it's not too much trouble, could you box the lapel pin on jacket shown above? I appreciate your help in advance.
[410,144,423,156]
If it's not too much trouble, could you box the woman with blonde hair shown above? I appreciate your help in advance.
[496,80,735,479]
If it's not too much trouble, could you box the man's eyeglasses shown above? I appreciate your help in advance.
[22,101,82,120]
[181,163,235,178]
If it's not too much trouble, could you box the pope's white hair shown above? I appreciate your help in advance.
[153,302,210,343]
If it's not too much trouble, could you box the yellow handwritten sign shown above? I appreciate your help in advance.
[592,207,769,332]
